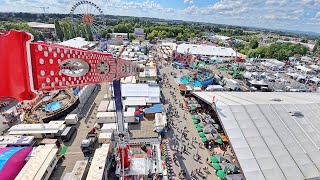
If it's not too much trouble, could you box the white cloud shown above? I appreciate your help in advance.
[303,0,320,6]
[315,12,320,19]
[210,0,249,15]
[184,0,193,4]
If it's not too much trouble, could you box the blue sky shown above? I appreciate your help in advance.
[1,0,320,33]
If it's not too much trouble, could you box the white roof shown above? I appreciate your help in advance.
[96,112,115,118]
[16,144,58,180]
[177,44,236,57]
[212,35,231,40]
[124,97,146,106]
[193,92,320,180]
[66,161,88,180]
[139,68,157,78]
[101,123,128,131]
[111,33,128,36]
[0,135,34,146]
[146,97,160,104]
[161,42,177,47]
[59,37,94,49]
[155,113,167,127]
[9,123,65,134]
[65,114,77,120]
[108,100,115,111]
[27,22,55,29]
[97,101,110,112]
[86,144,110,180]
[99,133,112,139]
[118,84,160,98]
[296,65,312,72]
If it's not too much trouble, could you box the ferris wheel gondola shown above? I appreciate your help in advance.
[70,0,106,41]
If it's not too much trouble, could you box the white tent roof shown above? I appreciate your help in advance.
[59,37,94,49]
[193,92,320,180]
[119,84,160,98]
[177,44,237,57]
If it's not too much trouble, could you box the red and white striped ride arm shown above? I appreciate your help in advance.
[0,30,141,101]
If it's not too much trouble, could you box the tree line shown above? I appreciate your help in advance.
[54,20,93,42]
[234,41,309,60]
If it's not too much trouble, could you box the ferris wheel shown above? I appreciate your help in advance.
[70,0,106,40]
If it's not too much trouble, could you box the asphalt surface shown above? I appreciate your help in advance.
[158,59,217,180]
[50,83,107,180]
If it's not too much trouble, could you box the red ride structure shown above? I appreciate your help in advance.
[0,30,141,101]
[1,30,143,177]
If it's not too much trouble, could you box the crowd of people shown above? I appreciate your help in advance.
[159,60,212,180]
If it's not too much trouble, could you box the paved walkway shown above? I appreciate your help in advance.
[50,83,108,180]
[158,60,218,180]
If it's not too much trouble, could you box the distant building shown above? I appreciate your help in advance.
[27,22,55,37]
[108,33,129,45]
[212,35,232,42]
[27,22,55,31]
[134,28,145,40]
[110,33,129,41]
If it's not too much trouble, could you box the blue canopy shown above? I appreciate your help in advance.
[144,104,163,114]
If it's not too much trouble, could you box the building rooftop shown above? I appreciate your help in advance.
[86,144,110,180]
[16,144,58,180]
[27,22,55,29]
[212,35,231,41]
[9,122,65,135]
[111,84,160,98]
[0,135,34,146]
[139,68,157,78]
[177,44,237,57]
[193,92,320,180]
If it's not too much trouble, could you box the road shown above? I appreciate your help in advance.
[158,60,218,180]
[50,83,108,180]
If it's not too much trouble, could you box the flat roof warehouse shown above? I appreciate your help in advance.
[193,92,320,180]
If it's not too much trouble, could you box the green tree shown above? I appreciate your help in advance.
[176,32,183,41]
[85,24,94,41]
[69,23,75,38]
[129,33,136,40]
[106,28,113,33]
[38,33,45,41]
[54,20,64,41]
[147,33,155,41]
[106,33,111,39]
[249,39,259,49]
[313,38,320,53]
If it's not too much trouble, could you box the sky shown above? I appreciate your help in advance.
[1,0,320,33]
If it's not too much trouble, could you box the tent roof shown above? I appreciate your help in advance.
[192,91,320,180]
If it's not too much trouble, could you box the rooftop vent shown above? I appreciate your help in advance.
[289,111,304,117]
[271,98,283,102]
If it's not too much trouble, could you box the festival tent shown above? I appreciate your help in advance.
[217,170,226,179]
[205,134,214,140]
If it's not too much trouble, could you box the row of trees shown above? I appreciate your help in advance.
[0,21,45,41]
[54,20,93,41]
[235,42,309,60]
